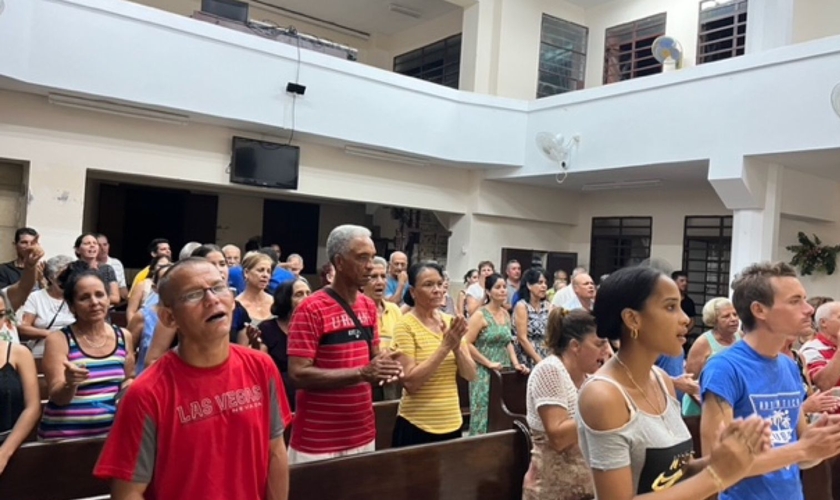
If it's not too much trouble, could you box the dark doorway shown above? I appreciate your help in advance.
[96,183,218,268]
[262,199,320,274]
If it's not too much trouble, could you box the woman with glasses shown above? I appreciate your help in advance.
[0,293,40,475]
[18,255,76,358]
[39,268,134,441]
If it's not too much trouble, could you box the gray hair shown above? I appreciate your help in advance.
[287,253,303,263]
[45,255,74,284]
[372,256,387,269]
[815,301,840,331]
[179,242,202,261]
[326,225,371,264]
[702,297,733,327]
[221,244,240,254]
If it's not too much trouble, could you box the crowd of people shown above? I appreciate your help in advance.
[2,223,840,500]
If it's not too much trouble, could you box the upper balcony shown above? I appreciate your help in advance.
[3,0,840,185]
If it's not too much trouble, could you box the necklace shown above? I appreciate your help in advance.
[77,329,108,349]
[613,355,674,436]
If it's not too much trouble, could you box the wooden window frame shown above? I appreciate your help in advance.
[603,13,666,84]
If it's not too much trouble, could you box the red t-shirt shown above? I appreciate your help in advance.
[287,289,379,453]
[93,345,292,500]
[802,333,839,385]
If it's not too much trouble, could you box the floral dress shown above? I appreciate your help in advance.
[469,308,513,435]
[514,300,550,369]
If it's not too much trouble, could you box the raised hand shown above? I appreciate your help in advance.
[442,316,467,351]
[244,323,262,349]
[63,360,90,387]
[23,236,44,269]
[799,414,840,462]
[707,416,767,489]
[360,350,403,385]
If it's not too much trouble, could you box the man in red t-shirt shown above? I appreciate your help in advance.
[94,259,293,500]
[802,301,840,394]
[288,225,403,463]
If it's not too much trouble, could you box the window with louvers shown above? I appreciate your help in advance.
[394,34,461,89]
[697,0,747,64]
[589,217,652,282]
[537,14,588,98]
[682,216,733,337]
[603,13,666,84]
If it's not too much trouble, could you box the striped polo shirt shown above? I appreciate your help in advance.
[393,313,462,434]
[287,289,380,454]
[39,325,128,441]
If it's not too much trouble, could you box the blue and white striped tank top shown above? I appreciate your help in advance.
[38,325,127,441]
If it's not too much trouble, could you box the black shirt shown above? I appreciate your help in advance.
[681,295,696,324]
[0,262,22,289]
[259,318,295,411]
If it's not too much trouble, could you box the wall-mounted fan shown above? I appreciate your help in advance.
[536,132,578,184]
[652,36,683,72]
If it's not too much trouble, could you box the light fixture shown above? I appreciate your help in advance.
[581,179,663,191]
[344,145,429,167]
[389,3,422,19]
[47,93,190,126]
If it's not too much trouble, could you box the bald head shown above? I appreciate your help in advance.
[572,272,596,300]
[389,251,408,277]
[158,258,217,307]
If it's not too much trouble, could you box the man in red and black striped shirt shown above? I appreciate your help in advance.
[288,225,403,463]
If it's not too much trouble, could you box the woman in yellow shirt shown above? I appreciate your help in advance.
[392,261,477,447]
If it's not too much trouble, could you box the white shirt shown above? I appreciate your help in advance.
[107,257,127,289]
[552,285,576,308]
[22,289,76,331]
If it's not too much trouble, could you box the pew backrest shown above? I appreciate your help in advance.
[487,369,528,433]
[0,438,108,500]
[289,421,532,500]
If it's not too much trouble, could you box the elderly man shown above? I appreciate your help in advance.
[285,254,304,278]
[560,272,595,311]
[551,266,586,309]
[222,244,241,267]
[288,225,403,463]
[364,256,403,400]
[385,251,408,304]
[94,258,292,500]
[802,301,840,392]
[504,260,521,309]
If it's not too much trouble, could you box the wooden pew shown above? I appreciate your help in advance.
[487,369,528,433]
[457,375,470,430]
[3,422,531,500]
[0,438,108,500]
[289,421,532,500]
[374,400,399,450]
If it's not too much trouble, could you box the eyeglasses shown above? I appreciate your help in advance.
[178,283,231,305]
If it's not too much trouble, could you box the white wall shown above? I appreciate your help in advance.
[467,214,572,269]
[793,0,840,44]
[316,202,367,267]
[567,186,731,270]
[777,216,840,298]
[494,0,585,100]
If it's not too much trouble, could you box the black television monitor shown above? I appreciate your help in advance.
[230,137,299,190]
[201,0,249,23]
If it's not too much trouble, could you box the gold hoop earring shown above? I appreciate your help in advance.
[631,328,639,340]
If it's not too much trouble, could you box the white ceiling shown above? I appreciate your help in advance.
[755,149,840,181]
[248,0,461,36]
[507,161,711,191]
[562,0,617,7]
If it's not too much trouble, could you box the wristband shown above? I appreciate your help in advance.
[706,465,725,492]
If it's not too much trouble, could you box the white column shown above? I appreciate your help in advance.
[746,0,795,53]
[458,0,500,94]
[729,164,783,281]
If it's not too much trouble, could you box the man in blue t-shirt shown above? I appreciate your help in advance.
[701,262,840,500]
